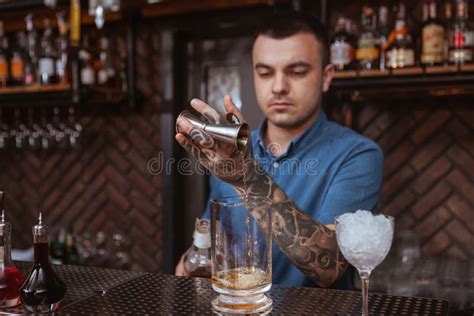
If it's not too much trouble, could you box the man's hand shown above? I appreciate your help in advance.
[175,95,253,187]
[175,253,189,277]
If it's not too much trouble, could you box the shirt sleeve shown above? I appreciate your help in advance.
[316,141,384,225]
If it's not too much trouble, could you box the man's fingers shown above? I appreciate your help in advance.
[223,95,244,123]
[176,116,194,134]
[175,254,189,277]
[190,99,221,124]
[177,117,214,149]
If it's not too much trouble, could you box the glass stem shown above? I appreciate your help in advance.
[360,271,371,316]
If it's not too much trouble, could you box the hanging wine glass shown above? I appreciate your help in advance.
[0,107,9,149]
[27,108,41,150]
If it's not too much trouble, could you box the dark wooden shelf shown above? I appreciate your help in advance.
[0,1,123,33]
[0,83,127,108]
[330,64,474,100]
[0,83,70,94]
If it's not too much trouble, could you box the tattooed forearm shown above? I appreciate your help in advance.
[235,160,349,288]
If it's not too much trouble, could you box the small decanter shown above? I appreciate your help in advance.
[20,212,66,313]
[0,191,26,308]
[183,218,212,278]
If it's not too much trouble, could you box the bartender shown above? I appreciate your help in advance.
[175,11,383,289]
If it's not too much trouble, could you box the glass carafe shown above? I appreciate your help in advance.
[0,191,26,308]
[20,213,66,313]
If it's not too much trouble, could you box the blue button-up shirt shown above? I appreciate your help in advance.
[203,111,383,288]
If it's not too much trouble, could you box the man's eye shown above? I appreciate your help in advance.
[258,72,271,78]
[291,70,307,77]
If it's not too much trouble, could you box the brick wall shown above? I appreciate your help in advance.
[356,103,474,260]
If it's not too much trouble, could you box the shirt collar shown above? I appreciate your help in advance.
[255,111,328,158]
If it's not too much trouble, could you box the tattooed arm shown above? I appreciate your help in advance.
[176,96,348,287]
[234,159,348,287]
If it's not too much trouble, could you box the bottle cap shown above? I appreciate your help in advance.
[33,212,49,243]
[0,191,11,237]
[193,218,211,249]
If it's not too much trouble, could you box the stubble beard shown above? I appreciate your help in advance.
[266,105,321,130]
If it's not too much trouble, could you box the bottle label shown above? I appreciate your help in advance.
[0,58,8,79]
[468,31,474,46]
[451,30,474,47]
[81,67,95,85]
[98,69,108,85]
[449,49,473,63]
[39,58,54,76]
[56,59,66,76]
[11,57,24,79]
[386,48,415,68]
[330,42,354,66]
[356,48,379,60]
[422,24,445,63]
[356,37,379,61]
[24,73,35,85]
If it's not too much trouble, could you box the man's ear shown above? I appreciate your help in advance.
[322,64,335,93]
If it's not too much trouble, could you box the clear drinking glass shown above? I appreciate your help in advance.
[210,195,272,314]
[335,210,394,316]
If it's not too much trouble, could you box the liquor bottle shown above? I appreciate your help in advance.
[55,12,69,84]
[97,36,115,86]
[79,34,96,86]
[9,32,26,86]
[23,52,36,86]
[50,227,66,265]
[24,14,38,85]
[183,218,211,278]
[449,0,473,64]
[23,29,38,86]
[356,6,379,70]
[330,17,355,71]
[0,21,8,87]
[19,213,66,313]
[385,3,416,69]
[70,0,81,103]
[378,5,390,70]
[38,19,56,85]
[25,14,39,76]
[64,228,79,265]
[444,1,453,64]
[0,192,26,308]
[421,0,445,66]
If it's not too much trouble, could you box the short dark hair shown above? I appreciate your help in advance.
[253,11,329,67]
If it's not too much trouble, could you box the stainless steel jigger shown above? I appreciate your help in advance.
[176,110,250,151]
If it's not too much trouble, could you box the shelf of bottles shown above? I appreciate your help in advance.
[0,8,129,107]
[0,2,133,150]
[329,0,474,92]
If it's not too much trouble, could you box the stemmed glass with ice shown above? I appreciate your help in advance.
[335,210,394,316]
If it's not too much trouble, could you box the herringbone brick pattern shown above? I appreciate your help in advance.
[0,22,164,272]
[356,104,474,260]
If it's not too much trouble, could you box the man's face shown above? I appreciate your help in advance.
[252,32,333,130]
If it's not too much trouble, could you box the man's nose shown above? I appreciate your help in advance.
[271,73,289,95]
